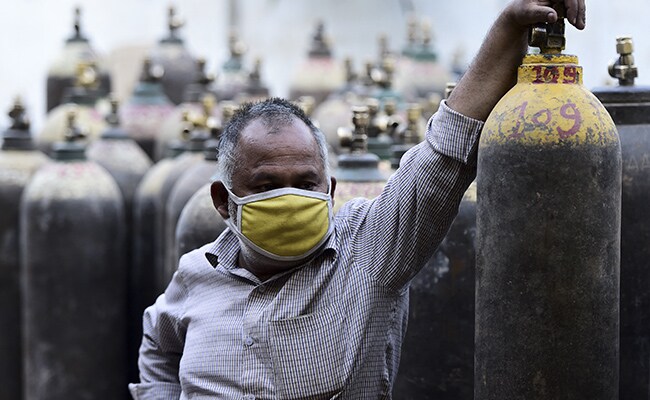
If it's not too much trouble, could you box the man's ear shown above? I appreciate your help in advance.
[330,176,337,204]
[210,181,230,219]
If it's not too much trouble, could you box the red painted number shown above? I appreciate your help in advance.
[533,66,560,84]
[556,102,582,138]
[563,66,578,84]
[508,101,528,139]
[532,109,552,126]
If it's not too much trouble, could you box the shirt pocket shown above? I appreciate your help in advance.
[268,304,345,400]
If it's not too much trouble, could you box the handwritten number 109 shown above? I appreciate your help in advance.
[508,101,583,139]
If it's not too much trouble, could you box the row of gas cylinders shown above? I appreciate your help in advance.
[0,69,437,398]
[43,5,457,165]
[4,12,650,400]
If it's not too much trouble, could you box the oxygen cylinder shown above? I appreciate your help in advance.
[132,155,180,342]
[176,183,228,262]
[21,109,126,399]
[475,13,621,400]
[162,102,234,286]
[46,7,111,112]
[40,62,107,155]
[156,114,208,293]
[121,58,175,159]
[289,21,345,106]
[86,98,152,383]
[149,6,199,105]
[214,32,250,101]
[334,106,389,213]
[394,182,476,400]
[0,99,47,400]
[592,37,650,400]
[155,66,219,160]
[394,17,450,101]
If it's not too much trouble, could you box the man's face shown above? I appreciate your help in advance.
[229,117,329,198]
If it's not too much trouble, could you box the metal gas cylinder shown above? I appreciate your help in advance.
[86,99,152,382]
[390,103,423,169]
[233,58,271,103]
[476,12,621,400]
[592,37,650,400]
[155,66,219,160]
[214,32,250,101]
[176,183,228,258]
[154,112,210,292]
[162,102,234,286]
[311,58,363,155]
[21,110,126,399]
[394,181,476,400]
[394,18,450,101]
[46,7,111,112]
[121,58,175,159]
[40,62,107,155]
[0,99,47,400]
[289,21,345,106]
[149,6,199,105]
[334,106,389,213]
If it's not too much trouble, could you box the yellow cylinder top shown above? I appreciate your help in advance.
[481,53,618,147]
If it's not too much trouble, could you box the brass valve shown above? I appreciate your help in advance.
[445,82,457,100]
[105,97,120,127]
[528,3,566,53]
[8,97,29,131]
[220,101,238,127]
[609,36,638,86]
[64,108,87,143]
[339,106,370,154]
[75,62,99,90]
[401,104,422,145]
[309,20,331,57]
[140,57,164,82]
[195,58,215,85]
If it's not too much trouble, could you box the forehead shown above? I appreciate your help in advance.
[234,116,323,173]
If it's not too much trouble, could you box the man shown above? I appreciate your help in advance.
[130,0,586,398]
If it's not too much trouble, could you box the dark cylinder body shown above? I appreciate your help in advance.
[593,85,650,399]
[164,159,219,283]
[21,158,126,399]
[0,140,46,400]
[176,183,228,259]
[87,132,152,384]
[394,182,476,399]
[475,54,621,400]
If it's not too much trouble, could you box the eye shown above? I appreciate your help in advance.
[298,182,317,191]
[256,183,278,192]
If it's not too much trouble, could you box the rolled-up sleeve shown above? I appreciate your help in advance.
[129,269,189,399]
[343,100,483,291]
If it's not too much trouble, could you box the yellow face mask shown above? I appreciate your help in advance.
[224,186,334,261]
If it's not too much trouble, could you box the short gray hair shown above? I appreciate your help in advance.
[217,97,330,188]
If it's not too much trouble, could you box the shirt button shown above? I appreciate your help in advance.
[244,336,254,347]
[257,285,266,293]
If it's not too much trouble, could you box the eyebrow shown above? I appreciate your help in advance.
[248,170,322,183]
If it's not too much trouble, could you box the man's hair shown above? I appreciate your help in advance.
[217,97,330,188]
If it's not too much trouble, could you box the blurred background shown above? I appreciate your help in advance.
[1,0,648,131]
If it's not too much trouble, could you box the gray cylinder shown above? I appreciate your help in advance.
[176,183,228,258]
[21,145,126,399]
[0,103,47,400]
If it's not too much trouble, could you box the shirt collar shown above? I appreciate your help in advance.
[203,224,340,270]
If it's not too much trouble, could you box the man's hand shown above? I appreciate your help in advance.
[503,0,586,31]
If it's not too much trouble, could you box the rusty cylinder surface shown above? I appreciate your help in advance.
[21,160,126,400]
[476,54,621,400]
[592,83,650,400]
[394,181,476,400]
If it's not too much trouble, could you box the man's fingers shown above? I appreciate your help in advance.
[564,0,586,29]
[517,5,557,26]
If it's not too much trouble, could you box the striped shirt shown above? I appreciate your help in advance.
[129,100,483,399]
